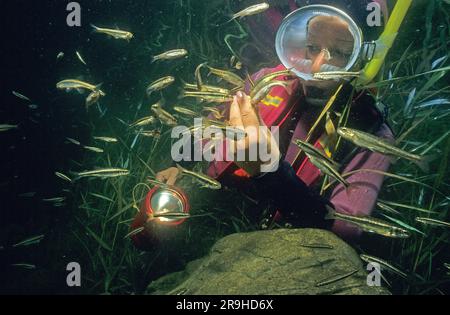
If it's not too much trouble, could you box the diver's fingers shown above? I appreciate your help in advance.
[156,172,166,183]
[155,167,178,184]
[166,173,178,186]
[237,91,259,127]
[228,95,244,129]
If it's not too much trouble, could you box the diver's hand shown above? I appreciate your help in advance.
[156,167,180,186]
[228,91,280,177]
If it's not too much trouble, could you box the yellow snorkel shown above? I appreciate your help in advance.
[356,0,413,86]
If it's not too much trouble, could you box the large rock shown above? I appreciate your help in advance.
[146,229,390,295]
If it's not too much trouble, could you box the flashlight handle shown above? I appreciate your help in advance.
[356,0,412,85]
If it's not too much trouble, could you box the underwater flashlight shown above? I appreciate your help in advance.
[130,185,190,250]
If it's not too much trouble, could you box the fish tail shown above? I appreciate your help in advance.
[90,24,99,32]
[324,205,336,220]
[150,55,159,63]
[69,171,81,182]
[415,155,435,173]
[178,89,186,100]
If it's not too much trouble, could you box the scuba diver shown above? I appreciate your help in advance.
[136,0,405,248]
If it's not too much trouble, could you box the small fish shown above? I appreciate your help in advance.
[151,49,188,63]
[415,98,450,109]
[85,90,103,109]
[251,69,293,96]
[146,76,175,96]
[151,103,178,126]
[12,91,31,102]
[176,164,222,190]
[173,106,198,117]
[182,81,231,95]
[235,61,242,70]
[415,217,450,228]
[57,79,105,95]
[376,202,401,215]
[315,269,359,287]
[337,127,432,172]
[56,52,64,60]
[206,65,245,87]
[0,124,19,132]
[195,62,207,91]
[230,3,270,21]
[152,211,191,219]
[66,137,81,145]
[12,264,37,270]
[251,80,293,105]
[295,140,349,188]
[444,263,450,271]
[124,227,145,239]
[137,130,161,138]
[28,104,39,110]
[129,116,156,128]
[76,51,87,65]
[18,192,36,198]
[325,208,410,238]
[91,24,133,41]
[188,119,246,140]
[312,71,360,81]
[76,168,130,179]
[42,197,66,203]
[299,243,334,249]
[360,254,408,279]
[93,136,118,143]
[180,90,233,103]
[55,172,72,183]
[83,146,104,153]
[13,235,45,248]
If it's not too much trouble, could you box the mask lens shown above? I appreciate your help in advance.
[151,189,184,222]
[276,5,362,81]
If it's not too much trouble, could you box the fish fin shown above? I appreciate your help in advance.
[178,89,186,100]
[324,206,336,220]
[68,171,81,182]
[415,155,436,173]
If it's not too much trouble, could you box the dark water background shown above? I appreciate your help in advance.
[1,0,449,294]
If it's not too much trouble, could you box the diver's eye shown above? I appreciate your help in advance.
[331,49,352,61]
[306,44,321,55]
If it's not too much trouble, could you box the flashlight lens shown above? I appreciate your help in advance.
[151,190,184,215]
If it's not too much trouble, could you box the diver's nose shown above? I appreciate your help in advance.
[311,49,330,73]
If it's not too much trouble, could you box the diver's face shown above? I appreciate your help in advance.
[303,15,355,105]
[306,15,354,71]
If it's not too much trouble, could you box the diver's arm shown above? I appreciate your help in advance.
[329,123,394,239]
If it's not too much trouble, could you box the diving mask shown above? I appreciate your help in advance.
[276,5,374,81]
